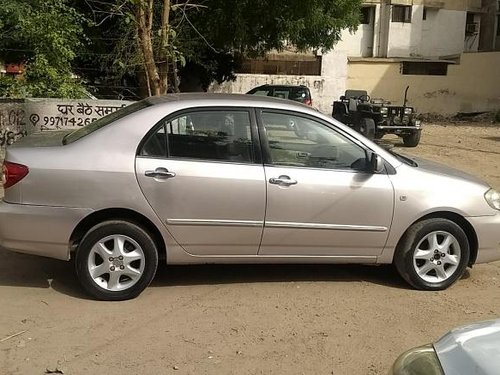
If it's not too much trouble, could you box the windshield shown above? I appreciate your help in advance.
[62,101,150,145]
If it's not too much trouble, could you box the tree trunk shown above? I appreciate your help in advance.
[136,0,161,96]
[158,0,171,93]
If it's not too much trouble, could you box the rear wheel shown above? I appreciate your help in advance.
[402,130,421,147]
[75,220,159,301]
[394,218,470,290]
[355,118,375,140]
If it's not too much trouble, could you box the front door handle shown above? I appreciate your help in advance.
[269,175,298,186]
[145,167,176,179]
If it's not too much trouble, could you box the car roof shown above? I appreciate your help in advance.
[143,92,312,109]
[253,84,309,89]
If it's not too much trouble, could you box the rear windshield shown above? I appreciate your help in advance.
[248,87,310,101]
[62,101,150,145]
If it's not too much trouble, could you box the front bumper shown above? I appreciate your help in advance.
[0,201,92,261]
[468,214,500,264]
[377,126,421,130]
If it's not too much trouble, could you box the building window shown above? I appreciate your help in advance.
[497,15,500,36]
[465,13,479,36]
[392,5,412,23]
[423,7,428,21]
[401,61,448,76]
[360,7,372,24]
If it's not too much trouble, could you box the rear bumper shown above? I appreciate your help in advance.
[468,214,500,264]
[0,201,92,261]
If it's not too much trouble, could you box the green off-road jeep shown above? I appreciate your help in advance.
[332,87,422,147]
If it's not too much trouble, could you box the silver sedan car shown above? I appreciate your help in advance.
[1,94,499,300]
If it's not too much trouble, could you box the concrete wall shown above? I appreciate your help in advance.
[209,51,348,114]
[422,9,467,57]
[339,2,470,59]
[0,99,132,149]
[336,7,375,57]
[347,52,500,114]
[387,5,424,57]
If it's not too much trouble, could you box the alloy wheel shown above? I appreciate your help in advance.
[87,234,146,291]
[412,231,461,283]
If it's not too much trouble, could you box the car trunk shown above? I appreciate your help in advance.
[2,130,73,204]
[9,130,73,148]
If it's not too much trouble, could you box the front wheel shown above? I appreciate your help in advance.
[402,130,421,147]
[75,220,159,301]
[394,218,470,290]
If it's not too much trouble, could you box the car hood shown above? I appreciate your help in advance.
[404,155,488,187]
[434,319,500,375]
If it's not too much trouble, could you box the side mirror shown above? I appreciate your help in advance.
[370,153,385,174]
[340,95,346,100]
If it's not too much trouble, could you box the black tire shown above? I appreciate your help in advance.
[402,130,421,147]
[355,118,375,140]
[394,218,470,291]
[75,220,159,301]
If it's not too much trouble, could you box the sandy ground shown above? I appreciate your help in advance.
[0,123,499,375]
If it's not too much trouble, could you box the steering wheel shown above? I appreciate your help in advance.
[357,94,371,102]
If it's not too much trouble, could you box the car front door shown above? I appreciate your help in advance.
[257,110,394,258]
[135,108,266,256]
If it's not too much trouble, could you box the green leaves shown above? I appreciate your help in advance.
[0,0,87,98]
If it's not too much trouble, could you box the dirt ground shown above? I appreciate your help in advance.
[1,123,499,375]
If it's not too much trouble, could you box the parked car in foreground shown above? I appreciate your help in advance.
[389,319,500,375]
[247,84,312,105]
[1,94,499,300]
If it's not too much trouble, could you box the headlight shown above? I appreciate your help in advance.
[388,345,444,375]
[404,108,413,115]
[380,107,388,115]
[485,189,500,210]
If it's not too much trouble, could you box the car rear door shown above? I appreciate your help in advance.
[257,110,394,258]
[135,108,266,256]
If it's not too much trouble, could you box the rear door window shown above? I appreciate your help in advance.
[140,109,256,163]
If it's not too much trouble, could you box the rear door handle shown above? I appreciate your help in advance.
[145,167,176,179]
[269,175,297,186]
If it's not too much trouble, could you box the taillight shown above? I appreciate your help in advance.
[2,161,29,188]
[304,98,312,106]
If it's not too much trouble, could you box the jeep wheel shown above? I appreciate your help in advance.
[403,130,421,147]
[355,118,375,140]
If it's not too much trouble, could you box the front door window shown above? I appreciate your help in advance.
[261,112,368,171]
